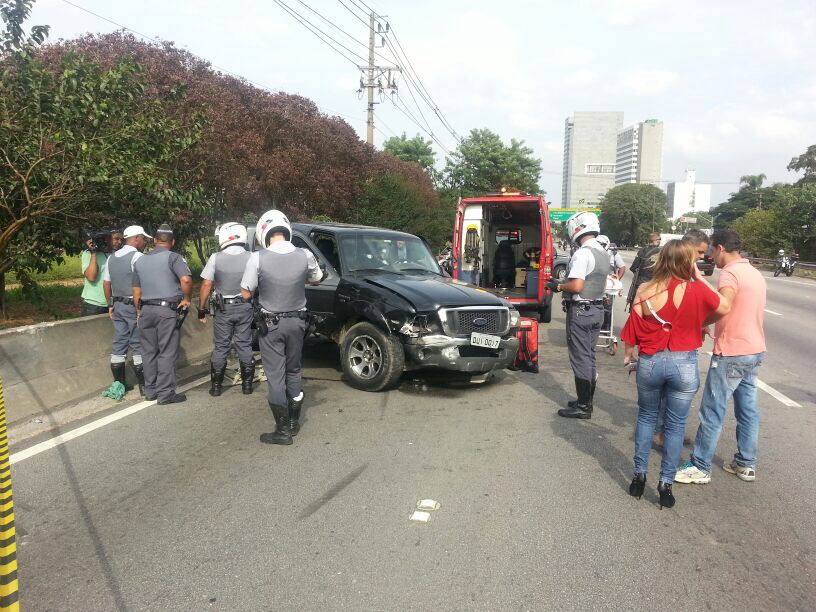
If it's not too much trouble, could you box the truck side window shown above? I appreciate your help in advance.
[311,233,342,273]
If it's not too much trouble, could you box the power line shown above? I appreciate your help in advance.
[389,94,451,155]
[385,26,461,141]
[294,0,369,53]
[58,0,359,125]
[373,112,397,137]
[336,0,370,28]
[273,0,369,66]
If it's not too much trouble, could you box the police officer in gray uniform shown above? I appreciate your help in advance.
[240,210,322,445]
[103,225,151,395]
[132,224,193,405]
[198,222,254,396]
[547,211,608,419]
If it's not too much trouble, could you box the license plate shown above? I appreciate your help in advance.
[470,332,501,349]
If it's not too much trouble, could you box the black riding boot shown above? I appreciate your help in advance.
[558,377,593,419]
[260,402,293,445]
[567,377,596,410]
[110,362,130,390]
[209,363,226,397]
[240,361,255,395]
[288,395,303,436]
[133,363,146,397]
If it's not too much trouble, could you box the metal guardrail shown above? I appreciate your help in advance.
[748,257,816,270]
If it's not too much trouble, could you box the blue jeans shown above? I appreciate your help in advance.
[634,350,700,484]
[690,353,764,473]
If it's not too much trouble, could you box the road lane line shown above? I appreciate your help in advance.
[764,309,783,316]
[10,376,210,465]
[704,352,802,407]
[764,276,814,287]
[756,380,802,408]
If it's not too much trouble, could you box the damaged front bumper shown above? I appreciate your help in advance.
[402,334,519,373]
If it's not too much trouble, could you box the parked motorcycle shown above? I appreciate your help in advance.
[774,255,797,277]
[437,244,453,276]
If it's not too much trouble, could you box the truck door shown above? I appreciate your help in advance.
[291,231,339,318]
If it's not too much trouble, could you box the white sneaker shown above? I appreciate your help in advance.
[723,462,756,482]
[674,460,712,484]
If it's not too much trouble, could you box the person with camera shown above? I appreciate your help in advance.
[103,225,151,396]
[198,223,254,397]
[240,210,322,445]
[132,223,193,405]
[80,229,123,316]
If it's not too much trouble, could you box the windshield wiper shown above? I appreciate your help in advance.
[400,268,441,276]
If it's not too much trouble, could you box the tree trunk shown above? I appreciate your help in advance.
[193,238,206,268]
[0,272,6,321]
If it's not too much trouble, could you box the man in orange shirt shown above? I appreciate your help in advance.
[675,229,767,484]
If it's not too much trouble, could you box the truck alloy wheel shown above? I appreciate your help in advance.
[340,321,405,391]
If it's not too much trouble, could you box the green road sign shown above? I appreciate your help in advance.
[549,208,601,222]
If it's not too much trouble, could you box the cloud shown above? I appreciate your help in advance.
[619,69,679,96]
[563,69,597,88]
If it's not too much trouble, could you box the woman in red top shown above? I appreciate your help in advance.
[621,240,729,509]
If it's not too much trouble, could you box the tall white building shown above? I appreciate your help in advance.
[665,170,711,219]
[615,119,663,186]
[561,111,624,208]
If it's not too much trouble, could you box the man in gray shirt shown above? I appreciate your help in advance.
[241,210,321,445]
[132,224,193,405]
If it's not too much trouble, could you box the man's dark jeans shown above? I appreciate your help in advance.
[80,301,109,316]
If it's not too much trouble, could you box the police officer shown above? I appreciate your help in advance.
[103,225,151,395]
[198,222,254,396]
[132,223,193,405]
[596,235,626,279]
[240,210,322,445]
[547,211,608,419]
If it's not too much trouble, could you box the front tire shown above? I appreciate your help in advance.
[774,267,782,277]
[786,268,794,277]
[340,322,405,391]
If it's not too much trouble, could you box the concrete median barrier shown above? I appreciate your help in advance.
[0,315,212,425]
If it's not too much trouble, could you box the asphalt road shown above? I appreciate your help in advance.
[8,266,816,611]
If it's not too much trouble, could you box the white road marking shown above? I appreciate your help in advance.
[764,309,783,316]
[764,276,814,287]
[704,351,802,408]
[756,380,802,408]
[10,375,210,465]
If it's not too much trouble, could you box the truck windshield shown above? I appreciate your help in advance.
[339,234,440,274]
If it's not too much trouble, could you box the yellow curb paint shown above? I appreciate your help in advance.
[0,379,19,611]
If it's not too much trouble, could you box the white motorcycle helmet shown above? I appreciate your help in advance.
[255,209,292,247]
[596,234,611,250]
[217,222,248,249]
[778,249,785,256]
[566,211,601,244]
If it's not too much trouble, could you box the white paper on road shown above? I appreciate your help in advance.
[410,511,431,522]
[416,499,441,511]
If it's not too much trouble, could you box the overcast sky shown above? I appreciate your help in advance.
[30,0,816,206]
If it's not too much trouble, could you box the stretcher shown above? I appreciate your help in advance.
[597,275,623,355]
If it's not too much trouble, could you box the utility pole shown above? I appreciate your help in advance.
[358,12,400,146]
[366,12,376,145]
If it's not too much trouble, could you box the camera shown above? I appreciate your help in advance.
[83,229,116,253]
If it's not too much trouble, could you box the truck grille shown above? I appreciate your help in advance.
[443,307,509,336]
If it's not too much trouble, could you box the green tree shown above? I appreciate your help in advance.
[732,209,786,258]
[710,174,782,229]
[787,144,816,185]
[443,128,542,196]
[598,184,668,245]
[0,1,204,317]
[383,133,437,176]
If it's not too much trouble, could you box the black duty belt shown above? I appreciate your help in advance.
[568,300,605,306]
[223,297,248,305]
[262,310,307,320]
[141,299,179,309]
[112,297,134,305]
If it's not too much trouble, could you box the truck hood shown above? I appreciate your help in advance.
[357,272,508,311]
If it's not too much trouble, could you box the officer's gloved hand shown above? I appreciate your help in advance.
[545,278,561,293]
[197,307,209,323]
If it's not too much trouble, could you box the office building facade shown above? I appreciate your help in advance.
[561,112,623,208]
[615,119,663,186]
[665,170,711,219]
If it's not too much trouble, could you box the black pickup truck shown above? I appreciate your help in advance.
[254,222,521,391]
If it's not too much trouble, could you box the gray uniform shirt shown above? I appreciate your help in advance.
[567,238,608,301]
[201,245,250,298]
[103,245,143,297]
[132,247,192,301]
[241,241,322,312]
